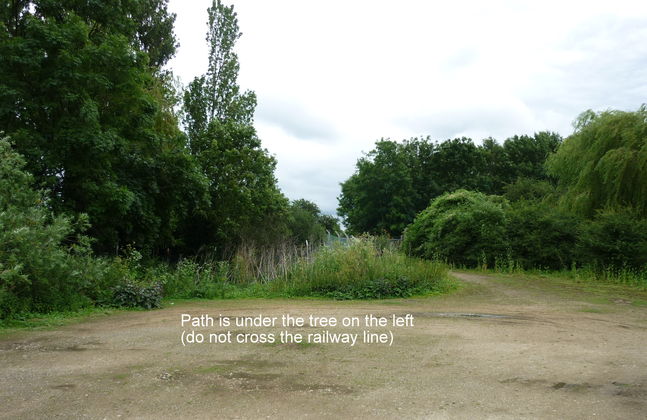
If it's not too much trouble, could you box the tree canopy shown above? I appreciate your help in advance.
[547,106,647,218]
[338,133,561,236]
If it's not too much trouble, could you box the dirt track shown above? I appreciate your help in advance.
[1,272,647,419]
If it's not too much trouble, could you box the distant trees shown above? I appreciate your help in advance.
[338,132,562,236]
[338,141,417,236]
[398,106,647,271]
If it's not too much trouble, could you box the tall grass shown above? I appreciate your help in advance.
[566,265,647,289]
[473,257,647,290]
[161,237,452,300]
[270,237,451,299]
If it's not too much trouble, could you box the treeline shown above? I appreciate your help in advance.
[340,108,647,272]
[0,0,335,258]
[338,132,561,235]
[0,1,337,317]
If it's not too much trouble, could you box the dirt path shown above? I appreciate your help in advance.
[1,272,647,419]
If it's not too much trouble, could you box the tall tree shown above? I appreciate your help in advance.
[183,0,256,142]
[547,107,647,217]
[0,1,205,254]
[338,140,416,236]
[180,0,287,253]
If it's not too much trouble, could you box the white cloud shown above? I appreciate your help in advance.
[168,0,647,215]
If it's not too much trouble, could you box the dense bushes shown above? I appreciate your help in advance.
[0,138,92,317]
[505,202,579,270]
[403,190,509,267]
[404,187,647,272]
[0,138,169,316]
[576,209,647,270]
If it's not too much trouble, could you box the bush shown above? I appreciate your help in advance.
[506,201,580,270]
[161,259,229,299]
[272,237,450,299]
[403,190,509,267]
[111,281,163,309]
[0,137,99,317]
[577,209,647,270]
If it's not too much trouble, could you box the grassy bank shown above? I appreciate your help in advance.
[162,237,453,300]
[1,237,454,329]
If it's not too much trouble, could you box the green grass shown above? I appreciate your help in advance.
[0,306,127,336]
[268,239,452,299]
[1,239,455,331]
[162,238,454,301]
[463,267,647,307]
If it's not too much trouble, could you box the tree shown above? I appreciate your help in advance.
[285,199,325,244]
[179,0,289,254]
[183,0,256,140]
[547,107,647,218]
[502,132,562,182]
[0,136,93,316]
[179,120,287,254]
[0,3,205,254]
[338,140,416,236]
[338,131,564,236]
[319,215,342,234]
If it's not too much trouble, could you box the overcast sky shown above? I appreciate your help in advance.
[167,0,647,215]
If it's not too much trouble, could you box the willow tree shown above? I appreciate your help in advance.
[546,106,647,218]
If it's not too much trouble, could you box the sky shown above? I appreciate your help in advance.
[167,0,647,215]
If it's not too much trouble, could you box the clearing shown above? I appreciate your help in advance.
[1,271,646,419]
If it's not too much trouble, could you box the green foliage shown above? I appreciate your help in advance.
[503,178,556,202]
[183,0,256,133]
[567,265,647,289]
[576,209,647,270]
[338,133,561,236]
[0,1,205,255]
[505,201,579,270]
[319,214,342,234]
[0,137,92,316]
[161,259,229,299]
[179,1,287,255]
[338,140,416,235]
[547,106,647,218]
[285,199,342,244]
[180,120,288,254]
[403,190,509,267]
[271,237,451,299]
[111,281,163,309]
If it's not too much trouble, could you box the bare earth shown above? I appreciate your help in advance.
[1,271,647,419]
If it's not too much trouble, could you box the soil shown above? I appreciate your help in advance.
[1,271,647,419]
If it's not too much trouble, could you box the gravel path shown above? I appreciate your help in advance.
[1,271,646,419]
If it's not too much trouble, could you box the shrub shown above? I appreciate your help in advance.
[403,190,509,267]
[0,137,97,317]
[111,281,163,309]
[577,208,647,270]
[506,201,580,270]
[161,259,229,299]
